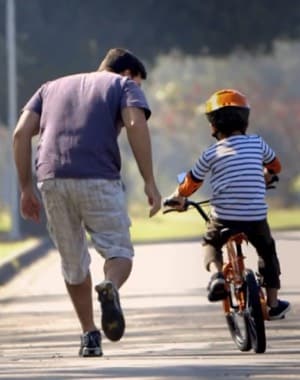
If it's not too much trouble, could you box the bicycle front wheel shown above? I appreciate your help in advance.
[224,284,251,352]
[244,269,266,353]
[225,311,251,352]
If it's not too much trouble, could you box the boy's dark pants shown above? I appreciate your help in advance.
[203,218,281,289]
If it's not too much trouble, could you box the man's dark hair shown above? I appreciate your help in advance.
[98,48,147,79]
[206,106,250,136]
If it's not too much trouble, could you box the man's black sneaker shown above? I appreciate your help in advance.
[269,300,291,320]
[79,330,102,357]
[207,272,227,302]
[95,280,125,342]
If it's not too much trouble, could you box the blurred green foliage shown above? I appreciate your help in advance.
[0,1,299,217]
[1,0,300,123]
[122,42,300,207]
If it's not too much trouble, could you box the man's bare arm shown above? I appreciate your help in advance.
[122,107,155,182]
[122,107,161,216]
[13,110,40,190]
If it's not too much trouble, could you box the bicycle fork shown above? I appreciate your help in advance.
[222,239,246,315]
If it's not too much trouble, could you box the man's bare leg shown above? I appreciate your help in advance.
[103,257,132,289]
[65,271,98,332]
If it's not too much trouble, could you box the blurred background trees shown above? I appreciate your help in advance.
[139,43,300,208]
[0,0,299,215]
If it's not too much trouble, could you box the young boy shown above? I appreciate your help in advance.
[166,89,290,320]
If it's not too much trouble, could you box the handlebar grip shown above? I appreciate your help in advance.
[269,174,279,183]
[163,199,182,207]
[266,174,279,189]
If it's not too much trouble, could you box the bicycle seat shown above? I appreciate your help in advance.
[220,228,247,244]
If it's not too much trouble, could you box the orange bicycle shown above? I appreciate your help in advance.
[163,198,268,354]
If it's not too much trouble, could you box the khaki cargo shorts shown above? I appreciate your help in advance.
[38,178,134,284]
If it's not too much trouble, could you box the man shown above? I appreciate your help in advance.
[13,48,161,357]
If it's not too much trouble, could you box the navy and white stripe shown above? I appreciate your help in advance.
[191,135,276,221]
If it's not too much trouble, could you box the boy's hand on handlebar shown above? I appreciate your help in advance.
[263,168,279,187]
[263,168,273,185]
[163,191,186,211]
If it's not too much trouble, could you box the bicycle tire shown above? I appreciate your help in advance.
[225,288,252,352]
[244,269,266,353]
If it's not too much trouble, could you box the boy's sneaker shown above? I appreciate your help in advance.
[269,300,291,320]
[95,280,125,342]
[207,272,227,302]
[79,330,102,357]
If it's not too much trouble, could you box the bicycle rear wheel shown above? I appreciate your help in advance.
[244,269,266,353]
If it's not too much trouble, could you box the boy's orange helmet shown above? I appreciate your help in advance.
[205,89,250,114]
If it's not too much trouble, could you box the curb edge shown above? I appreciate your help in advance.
[0,238,52,286]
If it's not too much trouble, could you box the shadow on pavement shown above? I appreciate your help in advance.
[0,289,300,379]
[1,361,300,380]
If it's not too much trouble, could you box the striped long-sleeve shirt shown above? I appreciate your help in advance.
[179,134,281,221]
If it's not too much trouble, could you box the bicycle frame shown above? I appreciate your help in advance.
[222,233,248,315]
[222,233,269,321]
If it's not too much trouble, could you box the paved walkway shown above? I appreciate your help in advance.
[0,234,300,379]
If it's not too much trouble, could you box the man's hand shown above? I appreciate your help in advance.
[20,186,41,223]
[144,182,161,217]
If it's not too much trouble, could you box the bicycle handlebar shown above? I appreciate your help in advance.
[163,174,279,221]
[163,198,210,222]
[266,174,279,189]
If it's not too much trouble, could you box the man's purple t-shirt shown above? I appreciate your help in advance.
[23,71,151,181]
